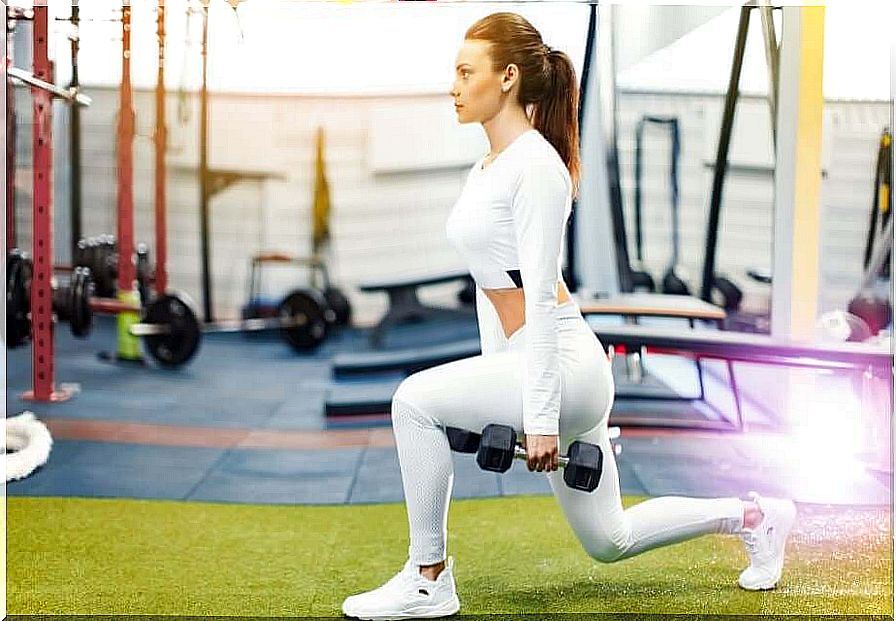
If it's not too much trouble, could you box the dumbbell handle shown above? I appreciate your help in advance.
[514,426,620,465]
[513,445,570,468]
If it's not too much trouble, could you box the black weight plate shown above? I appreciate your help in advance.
[99,240,118,298]
[69,267,94,338]
[323,286,352,327]
[6,252,32,348]
[142,293,201,367]
[278,289,329,352]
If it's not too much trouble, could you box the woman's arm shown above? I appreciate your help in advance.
[510,160,571,437]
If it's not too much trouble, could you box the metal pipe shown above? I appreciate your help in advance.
[155,0,168,295]
[7,66,91,105]
[199,0,213,322]
[699,5,752,303]
[69,0,82,261]
[758,5,780,150]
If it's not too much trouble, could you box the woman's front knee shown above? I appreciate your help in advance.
[391,378,433,427]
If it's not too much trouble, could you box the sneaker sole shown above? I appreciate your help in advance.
[738,579,779,591]
[738,500,797,591]
[346,595,461,620]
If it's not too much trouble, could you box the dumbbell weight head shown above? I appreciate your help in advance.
[563,441,603,493]
[476,424,518,473]
[445,426,481,454]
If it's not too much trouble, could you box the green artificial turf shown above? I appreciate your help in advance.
[6,495,892,617]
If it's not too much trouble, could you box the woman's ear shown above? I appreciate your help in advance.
[501,64,519,93]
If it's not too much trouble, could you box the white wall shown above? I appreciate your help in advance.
[12,88,481,326]
[615,91,891,316]
[11,86,888,326]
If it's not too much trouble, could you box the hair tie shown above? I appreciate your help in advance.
[543,43,552,55]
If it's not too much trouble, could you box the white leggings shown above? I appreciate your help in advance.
[391,312,745,565]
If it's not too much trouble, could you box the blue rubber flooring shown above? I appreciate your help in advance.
[5,313,891,506]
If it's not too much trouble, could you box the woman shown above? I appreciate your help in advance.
[342,12,796,620]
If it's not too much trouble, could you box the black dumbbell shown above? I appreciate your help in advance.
[445,423,603,492]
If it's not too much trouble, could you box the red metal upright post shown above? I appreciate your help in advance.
[24,6,71,402]
[116,1,136,293]
[154,0,168,295]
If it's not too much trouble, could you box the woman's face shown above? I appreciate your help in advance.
[451,39,514,125]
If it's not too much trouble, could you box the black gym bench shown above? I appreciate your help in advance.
[359,270,474,348]
[333,293,726,378]
[326,323,891,432]
[592,324,893,431]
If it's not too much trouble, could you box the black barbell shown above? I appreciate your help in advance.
[7,250,347,368]
[128,288,337,367]
[6,251,94,347]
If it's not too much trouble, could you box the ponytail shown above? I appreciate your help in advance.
[533,49,581,199]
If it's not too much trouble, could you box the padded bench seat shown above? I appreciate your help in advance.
[577,293,727,326]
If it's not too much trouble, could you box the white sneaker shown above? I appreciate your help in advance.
[342,556,461,620]
[738,491,797,590]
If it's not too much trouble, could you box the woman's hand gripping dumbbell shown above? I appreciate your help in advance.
[445,423,604,492]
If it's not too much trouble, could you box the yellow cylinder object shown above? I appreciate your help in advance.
[117,284,143,360]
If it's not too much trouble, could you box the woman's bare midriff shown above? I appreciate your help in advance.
[483,280,571,339]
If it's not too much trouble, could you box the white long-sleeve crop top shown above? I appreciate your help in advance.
[445,128,582,436]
